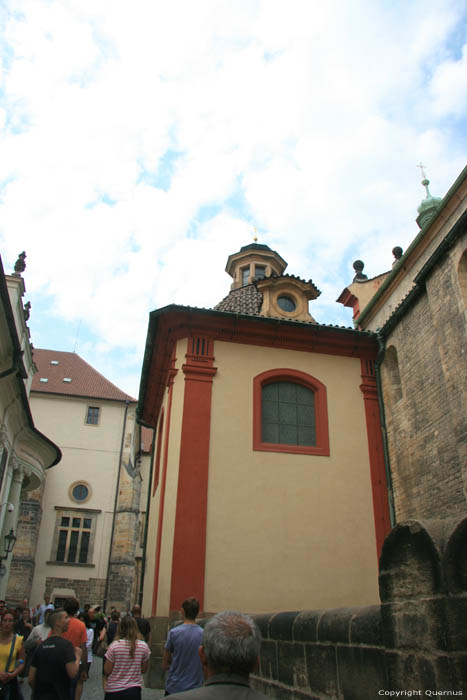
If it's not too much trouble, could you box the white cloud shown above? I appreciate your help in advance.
[0,0,466,394]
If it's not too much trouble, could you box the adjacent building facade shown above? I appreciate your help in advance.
[338,166,467,523]
[7,349,153,610]
[0,255,60,600]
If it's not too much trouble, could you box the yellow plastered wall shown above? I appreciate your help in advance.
[204,341,379,613]
[29,394,129,605]
[142,339,186,617]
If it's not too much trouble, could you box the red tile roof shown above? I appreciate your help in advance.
[31,349,136,402]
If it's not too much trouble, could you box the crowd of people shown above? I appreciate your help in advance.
[0,597,152,700]
[0,595,266,700]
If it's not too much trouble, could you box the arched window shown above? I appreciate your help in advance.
[383,346,402,403]
[253,369,330,456]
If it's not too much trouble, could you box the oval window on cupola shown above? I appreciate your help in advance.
[277,295,296,312]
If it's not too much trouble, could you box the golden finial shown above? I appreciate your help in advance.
[253,226,258,242]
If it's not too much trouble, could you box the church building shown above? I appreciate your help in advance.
[138,241,392,620]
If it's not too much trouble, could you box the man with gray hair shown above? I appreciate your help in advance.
[168,610,267,699]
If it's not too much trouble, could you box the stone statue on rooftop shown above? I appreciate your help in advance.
[14,251,26,274]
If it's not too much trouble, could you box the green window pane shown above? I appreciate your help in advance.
[297,402,315,426]
[262,399,279,422]
[262,383,278,400]
[279,402,297,425]
[56,530,67,562]
[72,518,81,528]
[68,531,79,563]
[278,382,297,403]
[298,425,316,446]
[280,424,298,444]
[296,384,314,405]
[262,422,279,443]
[79,532,90,564]
[261,381,316,446]
[83,518,92,529]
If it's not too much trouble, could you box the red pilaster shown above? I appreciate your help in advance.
[360,358,391,558]
[169,337,217,613]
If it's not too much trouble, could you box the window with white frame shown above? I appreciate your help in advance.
[51,508,99,565]
[85,406,100,425]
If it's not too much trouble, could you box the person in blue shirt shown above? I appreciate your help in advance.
[164,611,266,700]
[163,597,204,695]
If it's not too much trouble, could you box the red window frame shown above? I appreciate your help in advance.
[253,368,330,456]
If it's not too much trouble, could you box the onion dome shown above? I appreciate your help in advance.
[416,166,441,229]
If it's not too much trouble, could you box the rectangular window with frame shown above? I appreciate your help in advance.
[51,509,99,565]
[86,406,100,425]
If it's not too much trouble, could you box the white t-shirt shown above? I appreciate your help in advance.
[86,628,94,662]
[105,639,150,691]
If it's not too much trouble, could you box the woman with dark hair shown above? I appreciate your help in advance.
[0,610,25,699]
[103,616,150,700]
[106,610,120,646]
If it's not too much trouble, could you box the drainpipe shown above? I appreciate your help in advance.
[137,426,156,607]
[103,399,129,612]
[375,334,396,528]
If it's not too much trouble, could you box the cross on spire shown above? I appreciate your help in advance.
[417,162,427,181]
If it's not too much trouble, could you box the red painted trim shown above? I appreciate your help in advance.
[152,409,164,496]
[169,338,217,614]
[360,358,391,558]
[151,357,178,616]
[253,368,330,457]
[140,309,378,429]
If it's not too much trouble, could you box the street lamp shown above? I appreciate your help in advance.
[1,529,16,561]
[0,529,16,577]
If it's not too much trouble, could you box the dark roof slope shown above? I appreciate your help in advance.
[213,284,263,315]
[31,349,136,402]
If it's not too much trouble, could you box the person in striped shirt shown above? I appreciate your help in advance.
[103,616,150,700]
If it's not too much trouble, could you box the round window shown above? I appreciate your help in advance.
[72,484,89,502]
[277,295,297,312]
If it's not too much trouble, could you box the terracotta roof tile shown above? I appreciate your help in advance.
[213,284,263,315]
[267,272,321,296]
[31,349,136,402]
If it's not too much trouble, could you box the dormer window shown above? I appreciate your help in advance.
[254,265,266,280]
[242,267,250,286]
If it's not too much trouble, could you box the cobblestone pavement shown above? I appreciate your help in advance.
[20,658,165,700]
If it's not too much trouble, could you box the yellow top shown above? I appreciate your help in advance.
[0,635,23,672]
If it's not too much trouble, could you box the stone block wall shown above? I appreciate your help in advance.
[146,616,169,689]
[6,488,43,605]
[44,575,106,606]
[249,517,466,699]
[381,234,467,522]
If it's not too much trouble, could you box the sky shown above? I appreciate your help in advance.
[0,0,466,398]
